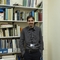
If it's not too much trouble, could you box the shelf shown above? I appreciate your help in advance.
[0,20,14,24]
[14,20,43,23]
[0,20,43,23]
[14,6,43,11]
[0,20,14,22]
[14,20,27,23]
[35,21,43,22]
[0,52,21,56]
[0,27,13,29]
[0,36,20,39]
[0,25,13,28]
[0,4,42,11]
[0,4,14,8]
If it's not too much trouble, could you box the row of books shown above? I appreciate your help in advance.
[0,8,42,21]
[14,10,42,21]
[0,39,21,53]
[23,0,37,7]
[0,24,21,37]
[0,0,10,5]
[0,0,42,8]
[0,0,39,7]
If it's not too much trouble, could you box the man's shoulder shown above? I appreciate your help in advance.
[35,26,41,29]
[22,26,28,31]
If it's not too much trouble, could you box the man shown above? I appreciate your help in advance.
[20,15,43,60]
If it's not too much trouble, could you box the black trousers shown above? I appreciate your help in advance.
[23,50,41,60]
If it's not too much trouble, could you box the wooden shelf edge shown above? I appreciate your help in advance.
[0,52,21,56]
[0,36,20,39]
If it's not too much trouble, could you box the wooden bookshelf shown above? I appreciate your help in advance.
[0,1,43,59]
[0,36,20,39]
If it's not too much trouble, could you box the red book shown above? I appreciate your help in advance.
[38,12,42,21]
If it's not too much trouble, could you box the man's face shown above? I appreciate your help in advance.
[27,17,34,27]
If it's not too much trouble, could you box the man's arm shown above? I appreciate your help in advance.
[20,29,25,56]
[39,28,44,51]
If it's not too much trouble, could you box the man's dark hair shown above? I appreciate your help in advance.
[27,15,35,21]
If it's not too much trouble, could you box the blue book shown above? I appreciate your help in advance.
[17,10,20,20]
[0,40,1,49]
[0,8,4,12]
[30,10,34,17]
[2,48,8,53]
[0,49,3,53]
[5,0,10,20]
[6,0,10,5]
[5,9,8,20]
[17,55,21,60]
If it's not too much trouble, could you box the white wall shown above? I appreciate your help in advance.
[43,0,48,60]
[48,0,60,60]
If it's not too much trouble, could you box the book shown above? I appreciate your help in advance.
[5,28,9,37]
[16,39,21,52]
[6,0,10,5]
[0,40,2,49]
[14,10,20,20]
[38,12,42,21]
[17,10,20,20]
[0,8,4,20]
[12,39,17,52]
[31,0,36,7]
[23,0,27,6]
[35,12,38,21]
[16,25,20,36]
[30,10,34,17]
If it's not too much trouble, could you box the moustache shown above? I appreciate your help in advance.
[29,23,33,24]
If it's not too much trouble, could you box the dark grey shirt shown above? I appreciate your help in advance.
[20,26,43,55]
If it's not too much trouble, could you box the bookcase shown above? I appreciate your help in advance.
[0,0,43,60]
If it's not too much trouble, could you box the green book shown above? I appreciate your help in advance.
[23,0,27,6]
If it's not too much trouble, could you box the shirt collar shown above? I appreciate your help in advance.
[27,26,36,31]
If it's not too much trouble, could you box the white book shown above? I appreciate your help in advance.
[1,40,5,48]
[8,9,13,20]
[12,39,17,52]
[5,29,9,37]
[2,55,16,59]
[1,0,5,4]
[31,0,36,7]
[0,29,3,37]
[0,13,4,20]
[8,48,12,53]
[16,25,20,36]
[15,27,17,36]
[1,58,16,60]
[14,12,17,21]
